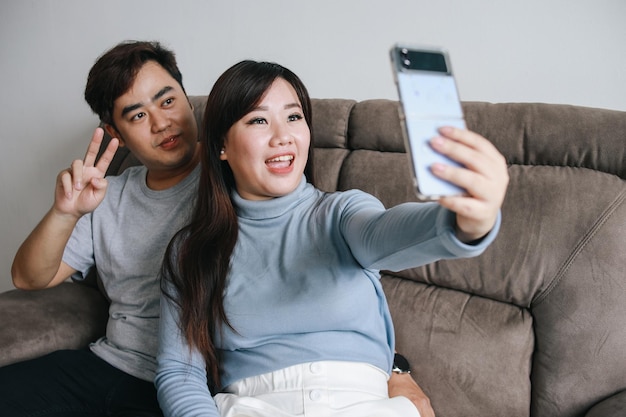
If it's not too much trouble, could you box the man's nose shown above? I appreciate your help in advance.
[151,110,171,133]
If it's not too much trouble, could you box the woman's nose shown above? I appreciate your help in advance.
[270,123,293,146]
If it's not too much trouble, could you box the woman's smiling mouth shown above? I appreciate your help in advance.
[266,154,294,172]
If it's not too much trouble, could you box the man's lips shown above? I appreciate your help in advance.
[157,135,179,149]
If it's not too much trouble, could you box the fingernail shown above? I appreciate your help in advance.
[431,163,446,173]
[431,136,445,148]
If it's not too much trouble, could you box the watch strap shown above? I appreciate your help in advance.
[392,352,411,374]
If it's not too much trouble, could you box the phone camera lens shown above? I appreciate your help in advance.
[400,48,410,68]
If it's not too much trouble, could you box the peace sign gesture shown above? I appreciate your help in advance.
[54,127,119,218]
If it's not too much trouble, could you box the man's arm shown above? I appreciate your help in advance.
[388,353,435,416]
[11,128,118,289]
[11,209,81,289]
[388,372,435,417]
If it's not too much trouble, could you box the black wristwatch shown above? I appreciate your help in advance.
[392,353,411,374]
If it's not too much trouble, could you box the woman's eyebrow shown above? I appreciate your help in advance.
[251,102,301,112]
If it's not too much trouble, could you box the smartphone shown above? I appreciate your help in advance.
[390,44,466,200]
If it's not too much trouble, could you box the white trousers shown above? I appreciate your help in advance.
[214,361,420,417]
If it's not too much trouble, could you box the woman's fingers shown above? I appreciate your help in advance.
[430,127,508,201]
[429,126,509,241]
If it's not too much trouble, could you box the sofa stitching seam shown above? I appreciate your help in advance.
[532,188,625,307]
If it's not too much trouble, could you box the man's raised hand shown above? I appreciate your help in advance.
[54,128,119,218]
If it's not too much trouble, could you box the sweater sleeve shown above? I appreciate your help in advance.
[155,289,220,417]
[340,193,501,271]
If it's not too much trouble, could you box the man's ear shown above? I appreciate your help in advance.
[103,124,125,147]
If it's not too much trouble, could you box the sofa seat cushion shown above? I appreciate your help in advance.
[0,282,108,367]
[383,275,533,417]
[585,390,626,417]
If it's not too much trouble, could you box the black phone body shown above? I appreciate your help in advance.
[390,44,466,200]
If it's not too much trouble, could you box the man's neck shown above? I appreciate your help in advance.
[145,143,201,191]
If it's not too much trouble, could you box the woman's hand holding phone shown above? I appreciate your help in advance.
[429,126,509,243]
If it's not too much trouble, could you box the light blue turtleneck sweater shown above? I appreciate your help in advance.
[156,177,500,416]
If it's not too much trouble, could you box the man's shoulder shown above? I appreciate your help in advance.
[98,166,147,204]
[105,165,147,190]
[106,165,146,182]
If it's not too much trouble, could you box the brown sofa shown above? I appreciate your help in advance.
[1,96,625,417]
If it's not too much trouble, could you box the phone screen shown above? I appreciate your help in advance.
[392,46,466,199]
[397,71,463,119]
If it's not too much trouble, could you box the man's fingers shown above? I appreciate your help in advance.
[83,127,119,175]
[70,160,84,191]
[90,177,108,191]
[59,171,73,199]
[83,128,105,167]
[95,137,119,174]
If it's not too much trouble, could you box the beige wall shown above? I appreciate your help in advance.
[1,0,625,292]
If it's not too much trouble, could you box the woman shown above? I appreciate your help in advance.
[156,60,508,417]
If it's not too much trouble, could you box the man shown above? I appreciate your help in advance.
[0,41,433,417]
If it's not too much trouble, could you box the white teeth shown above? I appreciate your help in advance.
[267,155,293,163]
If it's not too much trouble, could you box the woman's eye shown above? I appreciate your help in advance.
[248,117,267,125]
[288,113,303,122]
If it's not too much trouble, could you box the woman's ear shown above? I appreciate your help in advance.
[219,148,227,161]
[103,124,125,147]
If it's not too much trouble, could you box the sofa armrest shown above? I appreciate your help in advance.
[0,282,108,367]
[585,390,626,417]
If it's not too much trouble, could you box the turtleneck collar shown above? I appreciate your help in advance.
[232,176,315,220]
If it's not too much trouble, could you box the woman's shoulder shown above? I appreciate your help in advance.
[314,187,384,211]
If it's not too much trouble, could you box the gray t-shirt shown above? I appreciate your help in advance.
[63,164,199,381]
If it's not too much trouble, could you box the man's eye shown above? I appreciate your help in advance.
[163,98,174,106]
[131,112,146,121]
